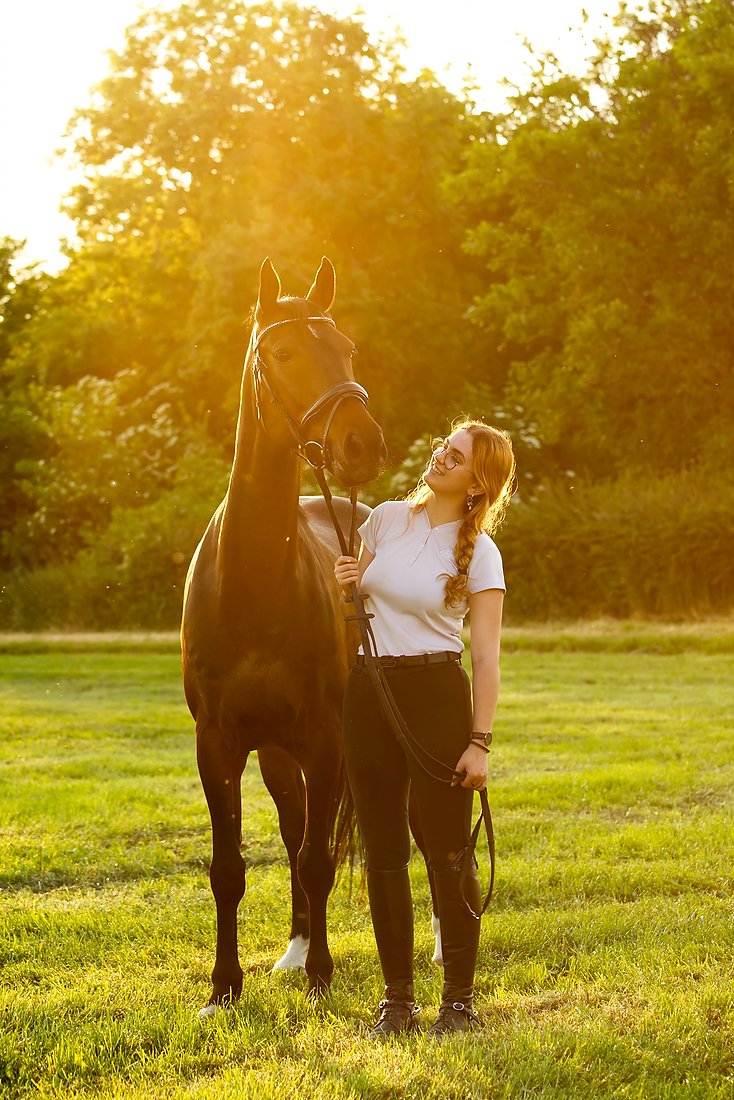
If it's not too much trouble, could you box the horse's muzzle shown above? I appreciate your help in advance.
[332,428,386,487]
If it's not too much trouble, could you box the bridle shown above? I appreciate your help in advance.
[251,311,495,916]
[252,315,369,472]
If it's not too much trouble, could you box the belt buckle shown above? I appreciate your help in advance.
[428,651,448,664]
[380,655,397,668]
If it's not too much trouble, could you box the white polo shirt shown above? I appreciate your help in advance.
[358,500,505,657]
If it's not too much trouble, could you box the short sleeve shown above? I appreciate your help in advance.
[358,507,379,554]
[467,535,506,593]
[357,500,407,555]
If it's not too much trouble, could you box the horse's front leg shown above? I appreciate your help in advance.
[409,786,443,966]
[197,725,248,1012]
[257,744,310,971]
[297,726,341,996]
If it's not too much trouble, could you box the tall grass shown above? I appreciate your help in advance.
[0,452,228,632]
[499,470,734,620]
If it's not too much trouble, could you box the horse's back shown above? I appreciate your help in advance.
[299,496,371,558]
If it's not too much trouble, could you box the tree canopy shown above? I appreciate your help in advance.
[11,1,487,424]
[453,0,734,479]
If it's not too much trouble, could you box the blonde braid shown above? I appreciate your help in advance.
[444,506,482,609]
[406,420,516,608]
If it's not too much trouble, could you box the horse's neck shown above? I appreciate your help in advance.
[218,354,302,596]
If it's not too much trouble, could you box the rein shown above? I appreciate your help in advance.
[252,315,495,915]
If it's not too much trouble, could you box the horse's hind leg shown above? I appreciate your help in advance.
[197,726,248,1010]
[297,729,341,996]
[258,744,310,971]
[409,786,443,966]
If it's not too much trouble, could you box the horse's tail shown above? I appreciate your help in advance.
[332,757,362,875]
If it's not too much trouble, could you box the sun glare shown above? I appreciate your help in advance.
[0,0,613,272]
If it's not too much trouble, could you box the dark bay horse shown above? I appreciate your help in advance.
[182,257,386,1013]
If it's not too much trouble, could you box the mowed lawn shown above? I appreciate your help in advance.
[1,633,734,1099]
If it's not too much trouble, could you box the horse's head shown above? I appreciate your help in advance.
[252,257,386,487]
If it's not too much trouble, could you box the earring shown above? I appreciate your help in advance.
[466,493,474,510]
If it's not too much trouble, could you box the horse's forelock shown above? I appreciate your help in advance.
[277,295,328,321]
[247,295,328,330]
[246,298,332,367]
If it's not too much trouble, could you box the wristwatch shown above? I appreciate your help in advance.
[471,731,493,746]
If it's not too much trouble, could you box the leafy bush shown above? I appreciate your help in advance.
[0,450,228,631]
[6,458,732,630]
[498,471,734,621]
[3,371,201,570]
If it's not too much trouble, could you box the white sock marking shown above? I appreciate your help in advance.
[197,1002,228,1020]
[431,913,444,967]
[272,934,309,973]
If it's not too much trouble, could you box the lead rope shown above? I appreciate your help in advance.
[311,461,495,914]
[251,316,494,911]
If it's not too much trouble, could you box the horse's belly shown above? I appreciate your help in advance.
[214,656,342,754]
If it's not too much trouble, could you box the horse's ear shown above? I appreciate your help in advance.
[256,258,281,323]
[306,257,336,312]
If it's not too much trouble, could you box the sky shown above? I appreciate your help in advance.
[0,0,617,273]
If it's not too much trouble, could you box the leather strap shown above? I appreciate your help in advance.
[251,317,369,465]
[249,314,496,911]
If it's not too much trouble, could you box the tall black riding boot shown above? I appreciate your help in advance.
[365,865,421,1040]
[428,850,481,1038]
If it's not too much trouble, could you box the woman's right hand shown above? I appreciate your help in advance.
[334,555,359,596]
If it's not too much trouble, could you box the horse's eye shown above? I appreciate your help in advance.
[275,349,291,363]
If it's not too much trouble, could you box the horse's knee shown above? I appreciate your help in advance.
[210,852,246,906]
[280,814,306,854]
[298,844,335,895]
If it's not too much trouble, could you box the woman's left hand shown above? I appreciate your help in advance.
[451,743,488,791]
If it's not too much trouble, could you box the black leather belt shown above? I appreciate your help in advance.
[354,650,461,670]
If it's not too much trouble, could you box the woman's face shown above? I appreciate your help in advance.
[424,428,476,493]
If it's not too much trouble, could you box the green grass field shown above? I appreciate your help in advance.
[1,628,734,1098]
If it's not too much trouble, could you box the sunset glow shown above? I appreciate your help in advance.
[1,0,613,270]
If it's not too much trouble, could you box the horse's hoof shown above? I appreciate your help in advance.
[197,1002,229,1021]
[306,976,331,999]
[431,913,444,967]
[272,935,309,973]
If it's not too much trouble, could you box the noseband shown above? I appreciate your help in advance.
[252,316,369,471]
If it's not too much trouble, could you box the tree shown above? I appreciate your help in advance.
[0,240,50,568]
[14,1,487,443]
[451,0,734,480]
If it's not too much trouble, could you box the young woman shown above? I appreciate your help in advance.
[334,418,516,1040]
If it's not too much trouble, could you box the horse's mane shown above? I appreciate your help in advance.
[247,295,329,327]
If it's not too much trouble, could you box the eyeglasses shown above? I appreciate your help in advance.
[431,438,473,474]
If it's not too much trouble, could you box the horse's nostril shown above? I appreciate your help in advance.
[343,430,365,466]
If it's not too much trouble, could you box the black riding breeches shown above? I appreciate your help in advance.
[342,660,476,873]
